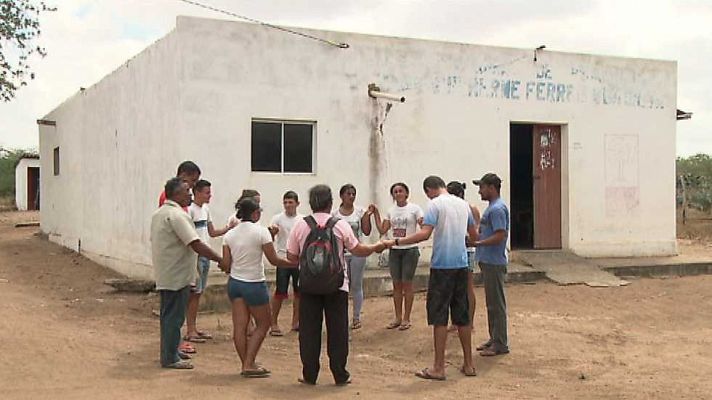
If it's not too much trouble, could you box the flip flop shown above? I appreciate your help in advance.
[178,351,192,360]
[178,342,196,354]
[386,321,401,329]
[460,366,477,377]
[476,340,492,351]
[398,322,412,331]
[242,367,271,378]
[479,348,509,357]
[164,360,194,369]
[184,335,207,343]
[415,368,446,381]
[269,328,284,337]
[196,331,213,339]
[351,320,362,330]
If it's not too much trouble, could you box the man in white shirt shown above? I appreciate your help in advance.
[268,191,304,336]
[184,179,236,343]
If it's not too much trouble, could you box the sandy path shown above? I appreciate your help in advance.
[1,211,711,399]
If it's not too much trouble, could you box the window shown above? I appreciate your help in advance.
[251,120,314,173]
[53,147,60,176]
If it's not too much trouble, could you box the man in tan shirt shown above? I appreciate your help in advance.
[151,177,223,369]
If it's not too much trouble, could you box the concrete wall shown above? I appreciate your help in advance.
[15,158,40,211]
[39,16,678,279]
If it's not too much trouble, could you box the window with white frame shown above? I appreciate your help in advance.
[251,120,314,173]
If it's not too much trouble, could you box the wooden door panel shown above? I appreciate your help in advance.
[532,125,562,249]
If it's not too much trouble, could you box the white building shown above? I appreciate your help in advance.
[15,155,40,211]
[38,16,678,279]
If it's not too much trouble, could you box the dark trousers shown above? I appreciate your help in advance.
[159,286,190,366]
[299,290,350,384]
[480,263,509,350]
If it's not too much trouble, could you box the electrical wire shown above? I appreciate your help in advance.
[176,0,350,49]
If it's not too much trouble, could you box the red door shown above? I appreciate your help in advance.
[532,125,562,249]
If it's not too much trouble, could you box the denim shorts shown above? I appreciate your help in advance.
[191,256,211,294]
[388,248,420,282]
[227,277,270,306]
[467,249,476,273]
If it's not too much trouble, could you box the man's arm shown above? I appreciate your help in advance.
[189,239,222,262]
[383,225,434,248]
[474,230,506,247]
[208,221,233,237]
[349,241,386,257]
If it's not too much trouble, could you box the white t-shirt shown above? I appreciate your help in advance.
[386,203,424,250]
[188,202,211,243]
[332,206,366,242]
[222,221,273,282]
[270,212,304,258]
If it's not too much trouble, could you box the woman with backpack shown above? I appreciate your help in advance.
[286,184,385,385]
[219,197,295,378]
[332,184,372,330]
[372,182,424,331]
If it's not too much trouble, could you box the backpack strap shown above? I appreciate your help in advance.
[325,217,339,230]
[304,215,318,230]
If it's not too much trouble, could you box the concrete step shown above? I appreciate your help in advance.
[200,262,544,312]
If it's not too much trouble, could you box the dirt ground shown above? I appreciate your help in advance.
[1,211,712,399]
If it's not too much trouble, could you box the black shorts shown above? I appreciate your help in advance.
[426,268,469,326]
[274,267,299,299]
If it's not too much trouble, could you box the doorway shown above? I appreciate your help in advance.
[509,123,562,249]
[27,167,40,211]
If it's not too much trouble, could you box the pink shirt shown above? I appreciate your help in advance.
[286,212,359,292]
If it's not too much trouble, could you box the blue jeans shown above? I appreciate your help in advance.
[159,286,190,366]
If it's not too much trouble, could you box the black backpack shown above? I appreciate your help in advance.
[299,216,344,294]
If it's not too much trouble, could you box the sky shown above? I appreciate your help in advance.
[0,0,709,156]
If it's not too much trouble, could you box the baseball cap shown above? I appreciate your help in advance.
[472,173,502,188]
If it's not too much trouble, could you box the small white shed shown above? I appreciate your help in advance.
[15,155,40,211]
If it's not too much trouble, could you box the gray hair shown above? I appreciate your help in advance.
[309,184,333,213]
[164,177,185,199]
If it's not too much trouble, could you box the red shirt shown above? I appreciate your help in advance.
[158,190,189,212]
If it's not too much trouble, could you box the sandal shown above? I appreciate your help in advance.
[178,342,196,354]
[386,321,401,329]
[460,366,477,377]
[415,368,446,381]
[269,328,284,337]
[476,340,492,351]
[183,335,207,343]
[351,320,362,330]
[398,321,412,331]
[163,360,194,369]
[242,367,271,378]
[479,347,509,357]
[196,330,213,340]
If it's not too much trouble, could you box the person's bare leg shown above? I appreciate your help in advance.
[430,326,448,377]
[244,304,271,371]
[231,299,249,365]
[392,281,404,325]
[467,271,476,329]
[402,282,414,325]
[292,296,300,330]
[457,324,475,374]
[270,296,283,332]
[186,292,201,337]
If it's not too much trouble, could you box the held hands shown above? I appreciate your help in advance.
[227,219,238,229]
[381,239,397,249]
[268,225,279,236]
[373,240,387,253]
[367,204,378,216]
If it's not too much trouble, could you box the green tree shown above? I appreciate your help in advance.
[677,154,712,212]
[0,0,56,102]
